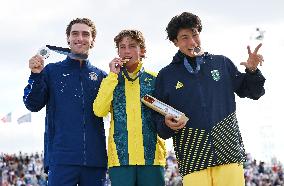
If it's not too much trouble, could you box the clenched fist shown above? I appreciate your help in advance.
[29,55,44,73]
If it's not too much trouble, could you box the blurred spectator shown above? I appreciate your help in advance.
[0,152,47,186]
[1,151,283,186]
[244,153,284,186]
[165,151,182,186]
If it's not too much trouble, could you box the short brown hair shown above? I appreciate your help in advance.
[66,18,97,39]
[114,30,146,58]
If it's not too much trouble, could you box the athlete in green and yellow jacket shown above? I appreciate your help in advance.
[93,30,166,186]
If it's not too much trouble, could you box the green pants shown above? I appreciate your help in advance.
[109,165,165,186]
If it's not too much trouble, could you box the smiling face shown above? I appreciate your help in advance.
[67,23,94,55]
[118,36,145,72]
[174,28,201,57]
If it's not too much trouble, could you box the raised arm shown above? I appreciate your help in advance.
[93,58,121,117]
[23,55,48,112]
[232,43,266,99]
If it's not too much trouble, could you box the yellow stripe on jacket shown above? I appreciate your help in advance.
[93,69,166,168]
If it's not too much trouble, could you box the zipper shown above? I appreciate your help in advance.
[79,68,87,165]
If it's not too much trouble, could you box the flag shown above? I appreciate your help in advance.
[17,112,31,124]
[1,112,12,123]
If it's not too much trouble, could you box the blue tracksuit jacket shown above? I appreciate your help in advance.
[153,50,265,177]
[23,57,107,171]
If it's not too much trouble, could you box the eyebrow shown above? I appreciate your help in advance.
[179,34,189,38]
[82,31,90,34]
[71,30,90,34]
[119,42,138,46]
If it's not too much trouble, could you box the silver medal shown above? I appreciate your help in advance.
[37,47,50,59]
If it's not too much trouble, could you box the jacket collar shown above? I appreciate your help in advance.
[171,50,211,64]
[63,56,90,68]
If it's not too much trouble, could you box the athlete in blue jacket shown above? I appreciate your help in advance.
[153,12,265,186]
[23,18,107,186]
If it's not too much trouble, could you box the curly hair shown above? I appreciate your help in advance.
[66,18,97,39]
[114,30,146,58]
[166,12,202,42]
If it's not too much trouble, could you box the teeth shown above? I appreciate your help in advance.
[122,58,130,63]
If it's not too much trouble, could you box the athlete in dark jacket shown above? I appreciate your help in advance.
[153,12,265,186]
[23,18,107,186]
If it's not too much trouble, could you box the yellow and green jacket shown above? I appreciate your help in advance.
[93,64,166,168]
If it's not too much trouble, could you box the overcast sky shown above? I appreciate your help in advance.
[0,0,283,162]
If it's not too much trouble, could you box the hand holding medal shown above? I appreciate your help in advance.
[110,57,130,74]
[29,47,50,73]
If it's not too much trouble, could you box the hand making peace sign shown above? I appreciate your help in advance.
[240,43,264,72]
